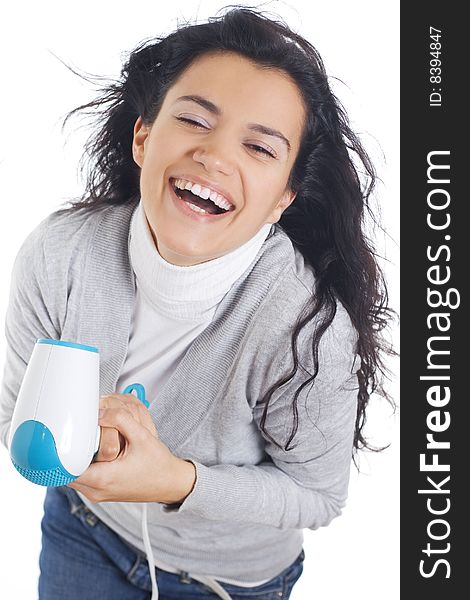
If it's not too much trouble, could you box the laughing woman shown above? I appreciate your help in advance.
[0,7,392,600]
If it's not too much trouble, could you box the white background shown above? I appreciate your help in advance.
[0,1,399,598]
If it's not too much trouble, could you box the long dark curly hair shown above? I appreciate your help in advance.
[57,6,394,457]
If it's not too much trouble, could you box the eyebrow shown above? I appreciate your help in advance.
[174,94,291,152]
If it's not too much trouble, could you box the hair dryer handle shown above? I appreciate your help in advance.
[122,383,149,408]
[94,425,101,454]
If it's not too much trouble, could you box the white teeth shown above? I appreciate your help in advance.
[187,202,209,214]
[173,178,233,212]
[199,186,211,199]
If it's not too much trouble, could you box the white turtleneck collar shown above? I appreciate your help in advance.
[128,200,273,321]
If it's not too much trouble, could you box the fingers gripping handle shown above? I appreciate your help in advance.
[93,383,148,453]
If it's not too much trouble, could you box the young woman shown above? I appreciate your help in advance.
[0,6,392,600]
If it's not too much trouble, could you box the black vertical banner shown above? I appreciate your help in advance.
[401,3,465,598]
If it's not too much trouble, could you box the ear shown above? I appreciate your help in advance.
[132,116,150,168]
[266,189,297,224]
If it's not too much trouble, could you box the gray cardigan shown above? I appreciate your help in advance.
[0,200,360,582]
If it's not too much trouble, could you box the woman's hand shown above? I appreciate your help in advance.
[67,393,197,505]
[93,393,150,462]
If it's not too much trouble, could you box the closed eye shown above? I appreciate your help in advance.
[175,116,207,129]
[246,144,276,158]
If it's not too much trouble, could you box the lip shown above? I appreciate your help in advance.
[168,180,233,222]
[169,175,236,209]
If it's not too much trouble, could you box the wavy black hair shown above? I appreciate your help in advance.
[57,5,395,457]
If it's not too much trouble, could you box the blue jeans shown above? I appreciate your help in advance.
[38,486,304,599]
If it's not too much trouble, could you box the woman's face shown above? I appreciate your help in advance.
[133,51,306,266]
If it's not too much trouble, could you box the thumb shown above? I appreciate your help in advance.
[98,407,150,444]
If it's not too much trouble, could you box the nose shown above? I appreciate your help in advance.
[192,135,235,176]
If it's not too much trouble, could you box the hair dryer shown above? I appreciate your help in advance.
[8,338,147,487]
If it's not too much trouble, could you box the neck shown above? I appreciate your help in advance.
[128,201,273,320]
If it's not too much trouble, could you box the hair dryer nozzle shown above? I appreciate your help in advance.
[10,419,77,486]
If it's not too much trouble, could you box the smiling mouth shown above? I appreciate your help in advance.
[170,178,231,215]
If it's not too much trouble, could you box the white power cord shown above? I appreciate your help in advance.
[140,503,232,600]
[141,503,159,599]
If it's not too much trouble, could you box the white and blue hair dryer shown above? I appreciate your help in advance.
[7,338,147,487]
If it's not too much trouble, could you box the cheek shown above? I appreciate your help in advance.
[140,150,166,192]
[142,134,190,183]
[246,178,285,215]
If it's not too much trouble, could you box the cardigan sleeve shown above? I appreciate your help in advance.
[0,220,60,449]
[163,304,360,531]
